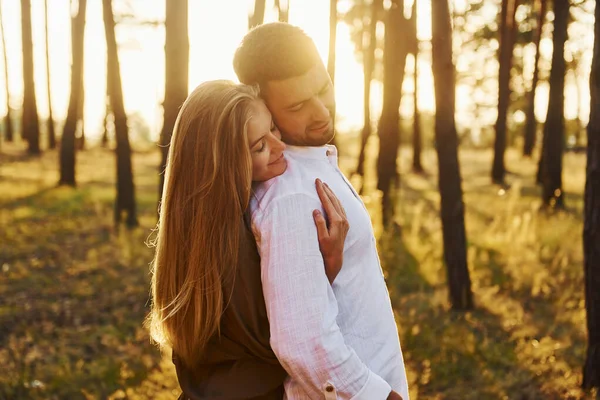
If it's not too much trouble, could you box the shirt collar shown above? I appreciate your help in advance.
[284,144,338,160]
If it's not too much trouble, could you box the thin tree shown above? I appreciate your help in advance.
[492,0,520,184]
[102,0,137,227]
[21,0,40,154]
[158,0,189,204]
[274,0,289,22]
[76,67,85,150]
[410,0,423,173]
[376,0,408,225]
[539,0,568,208]
[582,0,600,389]
[248,0,266,30]
[59,0,86,186]
[523,0,547,157]
[431,0,473,310]
[43,0,56,149]
[355,0,382,179]
[101,93,111,147]
[0,0,14,143]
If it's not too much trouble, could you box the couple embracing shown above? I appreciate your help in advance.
[147,22,409,400]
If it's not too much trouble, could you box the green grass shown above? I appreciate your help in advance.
[0,138,596,399]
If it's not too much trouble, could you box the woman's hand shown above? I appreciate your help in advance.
[313,178,349,284]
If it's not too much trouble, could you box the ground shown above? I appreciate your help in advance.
[0,137,596,400]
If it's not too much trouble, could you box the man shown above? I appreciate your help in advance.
[234,23,409,400]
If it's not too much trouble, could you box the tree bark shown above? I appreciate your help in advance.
[410,0,422,173]
[274,0,289,23]
[0,0,14,143]
[21,0,40,154]
[328,0,337,145]
[44,0,56,149]
[355,0,382,179]
[540,0,568,209]
[248,0,266,30]
[59,0,86,186]
[103,0,138,228]
[158,0,189,205]
[523,0,546,157]
[583,0,600,389]
[376,0,408,226]
[431,0,473,310]
[76,67,85,150]
[492,0,519,183]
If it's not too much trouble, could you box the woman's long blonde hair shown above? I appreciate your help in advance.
[146,80,260,368]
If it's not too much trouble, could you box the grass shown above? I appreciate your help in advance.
[0,137,596,400]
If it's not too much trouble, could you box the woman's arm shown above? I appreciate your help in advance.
[312,178,349,284]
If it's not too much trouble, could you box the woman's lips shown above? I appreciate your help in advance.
[269,153,285,165]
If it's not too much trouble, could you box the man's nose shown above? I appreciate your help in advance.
[311,98,330,121]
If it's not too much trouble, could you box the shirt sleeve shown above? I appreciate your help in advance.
[252,193,392,400]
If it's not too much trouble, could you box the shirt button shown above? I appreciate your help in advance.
[325,385,334,392]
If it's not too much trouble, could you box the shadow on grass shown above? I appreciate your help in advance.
[380,228,586,399]
[0,179,162,399]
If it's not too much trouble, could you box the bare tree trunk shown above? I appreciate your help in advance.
[540,0,568,209]
[248,0,266,30]
[355,0,382,179]
[328,0,337,146]
[377,0,408,226]
[582,1,600,389]
[492,0,519,183]
[523,0,546,157]
[103,0,138,228]
[274,0,289,22]
[76,69,85,150]
[0,0,13,143]
[59,0,86,186]
[101,94,111,148]
[21,0,40,154]
[410,0,422,173]
[158,0,189,206]
[44,0,56,149]
[431,0,473,310]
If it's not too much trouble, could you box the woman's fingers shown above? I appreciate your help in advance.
[313,209,329,240]
[323,182,346,219]
[315,179,339,223]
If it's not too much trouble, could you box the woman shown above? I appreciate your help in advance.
[146,81,349,399]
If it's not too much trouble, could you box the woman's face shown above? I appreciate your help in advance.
[247,100,287,182]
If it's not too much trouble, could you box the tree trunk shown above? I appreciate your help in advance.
[274,0,289,22]
[328,0,337,146]
[410,0,423,173]
[76,69,85,150]
[355,0,382,179]
[158,0,189,206]
[21,0,40,154]
[101,94,111,148]
[1,0,14,143]
[492,0,519,183]
[523,0,546,157]
[431,0,473,310]
[582,1,600,389]
[540,0,568,209]
[102,0,138,228]
[44,0,56,149]
[376,0,408,226]
[248,0,266,30]
[59,0,86,186]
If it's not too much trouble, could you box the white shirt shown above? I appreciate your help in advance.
[250,145,409,400]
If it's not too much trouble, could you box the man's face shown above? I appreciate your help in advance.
[262,62,335,147]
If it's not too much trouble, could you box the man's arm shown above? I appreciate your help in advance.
[254,193,392,400]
